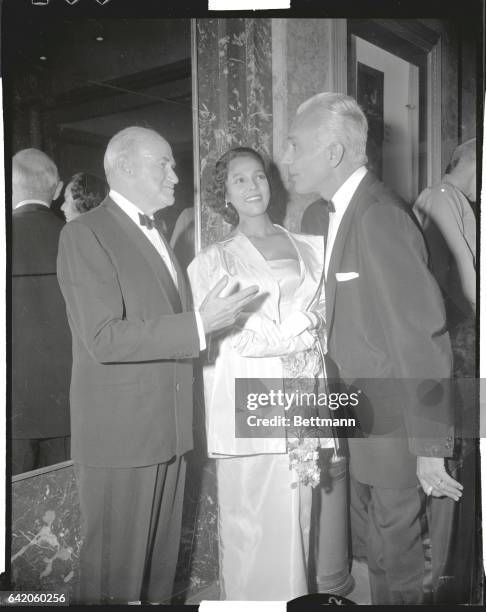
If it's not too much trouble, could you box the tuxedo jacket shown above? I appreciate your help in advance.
[12,204,71,439]
[302,173,454,488]
[57,196,200,468]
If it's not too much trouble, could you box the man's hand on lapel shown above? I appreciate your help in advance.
[417,456,463,501]
[199,276,259,335]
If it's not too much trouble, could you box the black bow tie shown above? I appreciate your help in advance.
[325,200,336,213]
[138,212,155,230]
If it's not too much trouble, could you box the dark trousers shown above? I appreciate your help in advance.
[426,442,478,603]
[74,456,186,605]
[12,436,70,475]
[352,477,425,604]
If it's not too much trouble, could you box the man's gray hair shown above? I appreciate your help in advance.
[104,126,159,180]
[297,92,369,165]
[447,137,476,173]
[12,148,59,197]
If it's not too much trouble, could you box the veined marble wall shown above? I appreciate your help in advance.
[11,458,218,603]
[272,19,346,232]
[196,18,344,239]
[11,463,81,599]
[197,18,273,248]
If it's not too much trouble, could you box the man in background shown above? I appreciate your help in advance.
[12,148,71,474]
[414,138,476,317]
[414,138,478,603]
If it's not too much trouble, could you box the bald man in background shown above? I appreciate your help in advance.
[57,126,259,605]
[12,148,71,475]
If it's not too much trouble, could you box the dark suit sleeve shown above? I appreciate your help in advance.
[360,203,454,457]
[57,221,200,364]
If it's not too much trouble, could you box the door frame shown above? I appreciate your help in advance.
[346,19,443,192]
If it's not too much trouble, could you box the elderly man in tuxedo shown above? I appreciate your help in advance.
[12,149,71,474]
[57,126,258,605]
[283,93,462,604]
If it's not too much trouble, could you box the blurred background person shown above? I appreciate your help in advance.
[414,138,476,319]
[170,206,195,271]
[12,149,72,474]
[414,138,477,603]
[61,172,108,222]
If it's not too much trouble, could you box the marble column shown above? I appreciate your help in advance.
[196,18,273,247]
[271,19,347,231]
[184,18,275,598]
[193,18,352,598]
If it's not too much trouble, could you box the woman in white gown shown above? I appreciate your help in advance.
[188,147,332,601]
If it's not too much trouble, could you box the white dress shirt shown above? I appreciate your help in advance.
[325,166,368,278]
[109,189,206,350]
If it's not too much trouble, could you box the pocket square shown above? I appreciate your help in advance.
[335,272,359,281]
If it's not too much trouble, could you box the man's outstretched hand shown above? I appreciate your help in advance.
[199,276,259,336]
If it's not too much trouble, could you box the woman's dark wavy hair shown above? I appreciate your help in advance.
[68,172,108,214]
[207,147,276,227]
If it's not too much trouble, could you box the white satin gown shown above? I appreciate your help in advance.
[188,229,327,601]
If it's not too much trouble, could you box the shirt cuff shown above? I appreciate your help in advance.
[195,310,206,351]
[280,311,314,339]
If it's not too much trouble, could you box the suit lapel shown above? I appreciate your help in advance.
[156,227,190,311]
[106,200,182,313]
[326,172,376,335]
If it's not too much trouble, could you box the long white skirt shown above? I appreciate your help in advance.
[216,453,312,601]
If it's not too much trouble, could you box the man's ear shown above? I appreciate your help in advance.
[328,142,344,167]
[53,181,64,201]
[118,154,133,177]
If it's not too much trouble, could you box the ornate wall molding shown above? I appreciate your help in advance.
[271,19,289,185]
[427,40,442,185]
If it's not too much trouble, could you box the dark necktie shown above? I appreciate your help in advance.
[138,212,155,230]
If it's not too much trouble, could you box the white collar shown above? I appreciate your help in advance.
[330,166,368,214]
[14,199,50,210]
[109,189,153,226]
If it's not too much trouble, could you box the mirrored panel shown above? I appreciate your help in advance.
[8,18,195,475]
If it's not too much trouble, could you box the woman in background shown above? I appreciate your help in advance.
[188,147,333,601]
[61,172,108,222]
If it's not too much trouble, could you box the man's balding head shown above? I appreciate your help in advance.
[12,148,61,208]
[104,127,162,182]
[103,126,178,215]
